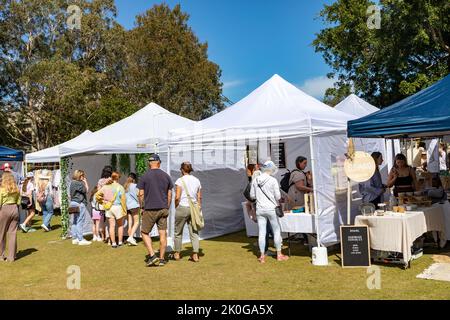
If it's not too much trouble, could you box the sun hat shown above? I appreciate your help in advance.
[261,160,278,175]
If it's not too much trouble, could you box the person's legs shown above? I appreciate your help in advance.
[23,208,35,227]
[256,212,268,261]
[117,217,124,245]
[108,217,116,245]
[267,213,288,261]
[76,203,87,241]
[0,207,9,259]
[159,229,167,260]
[69,202,81,241]
[130,210,140,238]
[141,210,157,259]
[265,221,273,253]
[43,196,54,229]
[174,207,189,257]
[127,212,133,236]
[187,217,200,260]
[6,206,19,261]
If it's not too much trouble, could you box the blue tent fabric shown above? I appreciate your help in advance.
[0,146,24,161]
[348,75,450,138]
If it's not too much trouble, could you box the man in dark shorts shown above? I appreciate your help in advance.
[138,154,173,267]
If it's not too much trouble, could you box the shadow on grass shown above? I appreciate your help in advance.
[16,248,38,260]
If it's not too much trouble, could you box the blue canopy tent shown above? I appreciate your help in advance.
[348,75,450,138]
[0,146,24,161]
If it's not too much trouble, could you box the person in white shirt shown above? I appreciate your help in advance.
[439,143,447,171]
[174,162,202,262]
[250,160,288,264]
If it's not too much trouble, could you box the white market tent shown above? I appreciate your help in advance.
[335,94,401,175]
[169,74,371,245]
[334,94,380,117]
[59,102,196,158]
[25,130,93,163]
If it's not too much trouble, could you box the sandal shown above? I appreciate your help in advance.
[169,253,181,261]
[258,256,266,264]
[277,254,289,261]
[189,254,199,263]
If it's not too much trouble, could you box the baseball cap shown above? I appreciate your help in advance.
[148,153,161,162]
[0,163,12,170]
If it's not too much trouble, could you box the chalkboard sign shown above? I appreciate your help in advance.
[340,225,371,268]
[270,142,286,169]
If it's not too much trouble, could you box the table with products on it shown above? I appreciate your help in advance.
[242,202,315,255]
[354,203,449,268]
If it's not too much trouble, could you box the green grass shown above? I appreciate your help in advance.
[1,216,449,300]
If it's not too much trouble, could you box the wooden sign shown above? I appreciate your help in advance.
[340,225,371,268]
[344,151,375,182]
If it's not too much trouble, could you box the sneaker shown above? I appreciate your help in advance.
[118,242,123,247]
[27,228,37,233]
[159,259,168,266]
[92,235,97,241]
[146,255,160,267]
[41,224,50,232]
[78,240,92,246]
[127,237,137,246]
[19,223,29,233]
[72,239,79,245]
[111,243,118,249]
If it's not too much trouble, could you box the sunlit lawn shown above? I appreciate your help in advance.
[1,216,449,300]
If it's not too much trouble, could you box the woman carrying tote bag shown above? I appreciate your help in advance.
[173,162,203,262]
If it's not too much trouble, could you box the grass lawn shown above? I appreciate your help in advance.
[1,216,449,300]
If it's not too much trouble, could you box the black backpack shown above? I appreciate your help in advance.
[280,169,300,193]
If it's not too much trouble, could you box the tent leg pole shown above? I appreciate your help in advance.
[309,134,321,247]
[347,178,351,225]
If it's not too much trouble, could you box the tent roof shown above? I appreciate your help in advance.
[25,130,92,163]
[348,74,450,138]
[334,94,379,118]
[171,74,354,143]
[60,102,195,157]
[0,146,23,162]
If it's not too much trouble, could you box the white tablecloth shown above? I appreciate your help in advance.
[278,213,315,234]
[242,202,315,236]
[355,203,447,263]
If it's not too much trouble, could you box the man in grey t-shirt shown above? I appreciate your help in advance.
[137,154,173,267]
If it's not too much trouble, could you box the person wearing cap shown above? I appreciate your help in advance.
[19,172,36,233]
[0,172,21,262]
[250,160,289,263]
[173,161,202,262]
[1,163,20,185]
[137,153,174,267]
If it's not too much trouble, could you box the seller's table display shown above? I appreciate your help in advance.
[355,203,447,266]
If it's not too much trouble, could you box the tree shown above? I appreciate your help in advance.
[313,0,450,107]
[124,4,225,120]
[0,0,117,151]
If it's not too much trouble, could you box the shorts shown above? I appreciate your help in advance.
[141,209,169,234]
[127,208,139,215]
[105,205,126,220]
[92,209,101,220]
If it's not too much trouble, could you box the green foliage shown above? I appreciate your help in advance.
[314,0,450,107]
[110,154,117,171]
[135,153,149,177]
[118,154,130,175]
[60,157,70,237]
[0,1,225,151]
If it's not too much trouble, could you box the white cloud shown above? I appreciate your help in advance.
[223,80,245,89]
[298,76,336,99]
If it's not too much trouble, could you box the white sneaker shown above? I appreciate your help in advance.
[72,239,79,245]
[92,235,98,241]
[127,237,137,246]
[41,224,50,232]
[78,239,92,246]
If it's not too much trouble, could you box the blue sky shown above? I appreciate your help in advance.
[115,0,335,104]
